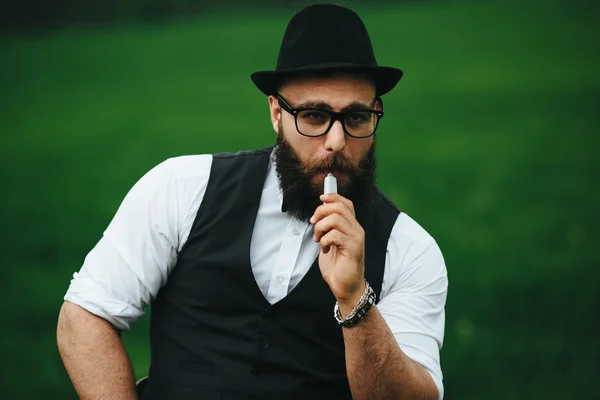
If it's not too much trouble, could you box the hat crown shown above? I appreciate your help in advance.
[276,4,377,70]
[250,4,403,97]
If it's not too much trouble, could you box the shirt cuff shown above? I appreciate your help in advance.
[64,272,144,331]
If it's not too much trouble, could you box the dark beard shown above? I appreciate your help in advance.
[273,125,377,223]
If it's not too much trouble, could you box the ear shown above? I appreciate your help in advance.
[268,95,281,133]
[374,96,384,111]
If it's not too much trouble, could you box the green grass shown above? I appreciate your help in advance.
[1,0,599,398]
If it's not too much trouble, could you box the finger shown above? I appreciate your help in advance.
[313,213,355,243]
[310,201,355,226]
[319,229,348,254]
[320,193,355,216]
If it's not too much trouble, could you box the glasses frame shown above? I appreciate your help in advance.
[277,94,384,139]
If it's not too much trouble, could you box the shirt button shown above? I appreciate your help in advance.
[292,228,301,236]
[252,366,265,378]
[276,275,285,284]
[259,340,270,349]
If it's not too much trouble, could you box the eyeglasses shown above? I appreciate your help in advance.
[277,95,384,138]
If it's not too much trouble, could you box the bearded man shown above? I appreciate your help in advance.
[57,4,448,399]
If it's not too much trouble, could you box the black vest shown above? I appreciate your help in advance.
[142,147,400,400]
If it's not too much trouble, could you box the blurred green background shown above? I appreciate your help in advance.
[1,0,599,398]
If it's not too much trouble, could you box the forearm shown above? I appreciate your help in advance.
[341,304,438,400]
[57,301,138,400]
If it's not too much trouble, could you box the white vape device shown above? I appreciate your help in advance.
[324,172,337,195]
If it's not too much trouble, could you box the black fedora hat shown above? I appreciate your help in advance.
[251,4,403,96]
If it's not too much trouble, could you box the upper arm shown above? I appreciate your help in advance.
[378,214,448,399]
[64,155,212,330]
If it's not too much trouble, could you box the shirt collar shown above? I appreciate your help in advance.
[268,147,286,213]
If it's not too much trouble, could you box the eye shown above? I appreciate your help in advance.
[299,110,330,125]
[305,111,327,120]
[345,112,370,126]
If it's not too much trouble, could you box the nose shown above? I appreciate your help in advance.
[324,120,346,153]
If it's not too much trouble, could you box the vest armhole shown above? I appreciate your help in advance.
[366,189,401,302]
[180,146,274,255]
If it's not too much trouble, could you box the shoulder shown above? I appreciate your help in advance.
[115,154,215,252]
[155,154,213,181]
[212,146,274,160]
[371,190,433,246]
[154,147,271,181]
[108,154,214,222]
[390,212,437,247]
[385,211,446,289]
[155,154,215,216]
[124,154,214,217]
[372,190,442,269]
[370,188,435,247]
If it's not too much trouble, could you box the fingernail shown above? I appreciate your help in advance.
[310,216,315,224]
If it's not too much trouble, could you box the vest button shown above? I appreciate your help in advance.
[259,340,270,349]
[252,366,265,378]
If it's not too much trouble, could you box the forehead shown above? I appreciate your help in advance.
[279,72,376,106]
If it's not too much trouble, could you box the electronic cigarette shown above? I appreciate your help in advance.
[324,172,337,195]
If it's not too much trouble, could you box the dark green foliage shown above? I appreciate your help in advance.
[0,0,598,398]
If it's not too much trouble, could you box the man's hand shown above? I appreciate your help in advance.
[311,194,440,400]
[310,193,366,315]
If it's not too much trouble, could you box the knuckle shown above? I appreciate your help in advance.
[346,199,355,211]
[316,221,327,233]
[339,201,352,215]
[357,225,365,238]
[317,219,332,234]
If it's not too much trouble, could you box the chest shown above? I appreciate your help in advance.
[250,184,320,304]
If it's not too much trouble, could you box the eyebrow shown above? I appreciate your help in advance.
[295,100,375,112]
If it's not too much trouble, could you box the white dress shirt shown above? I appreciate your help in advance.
[65,150,448,398]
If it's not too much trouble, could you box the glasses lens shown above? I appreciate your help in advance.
[344,111,378,137]
[297,110,331,136]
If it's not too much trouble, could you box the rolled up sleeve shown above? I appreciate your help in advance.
[65,237,153,330]
[64,156,211,330]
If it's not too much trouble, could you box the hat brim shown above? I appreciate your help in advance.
[250,63,403,97]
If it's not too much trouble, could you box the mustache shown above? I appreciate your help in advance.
[299,152,364,176]
[274,126,376,222]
